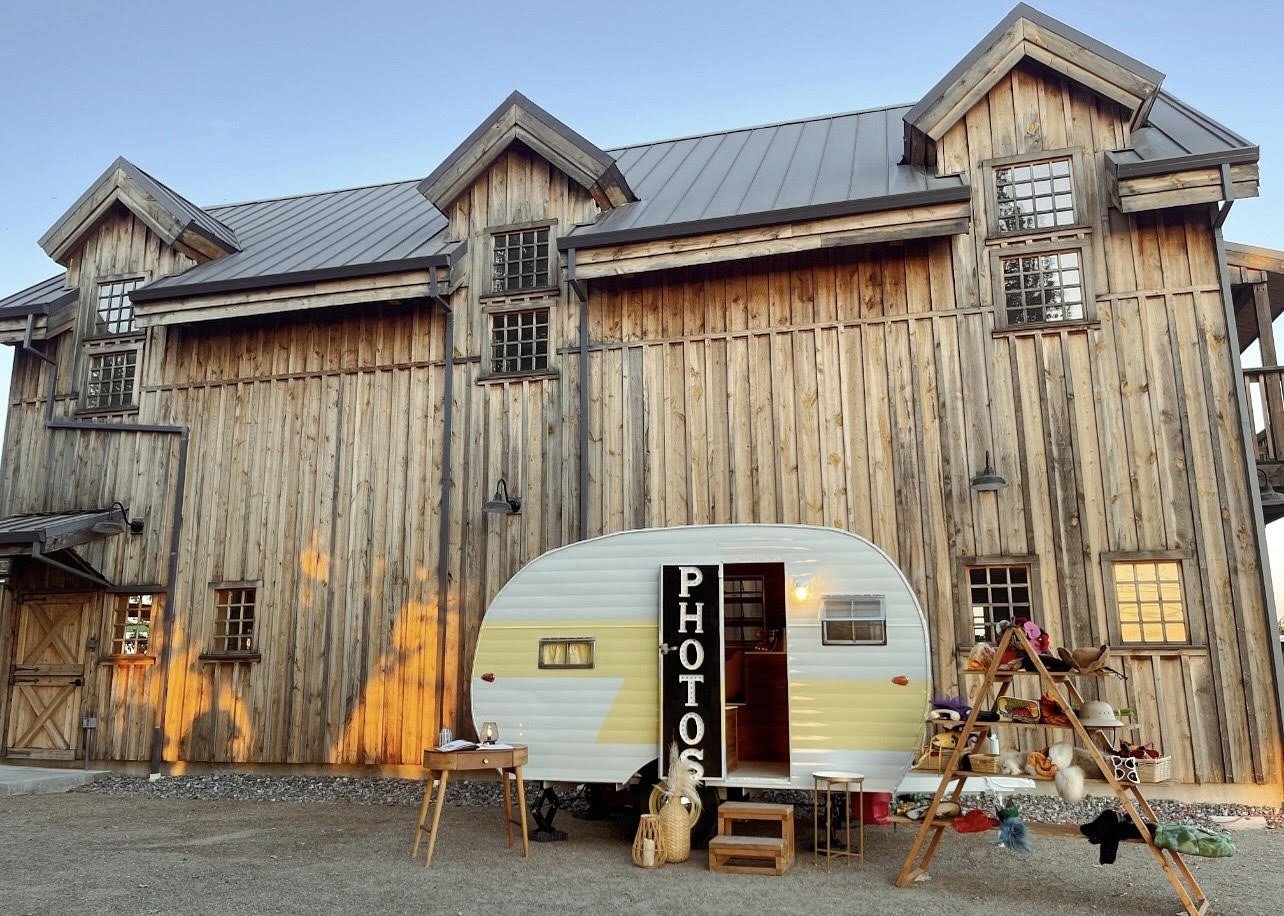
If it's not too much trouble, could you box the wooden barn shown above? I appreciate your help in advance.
[0,3,1281,800]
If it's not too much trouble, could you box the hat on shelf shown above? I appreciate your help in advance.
[1057,644,1111,673]
[1077,699,1124,728]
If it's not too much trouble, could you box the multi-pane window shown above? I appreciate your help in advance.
[538,637,595,669]
[724,576,765,645]
[212,586,257,653]
[490,308,550,374]
[84,350,138,410]
[994,157,1076,233]
[820,595,886,646]
[1000,249,1085,325]
[1113,560,1188,644]
[492,227,550,294]
[968,564,1032,643]
[95,278,142,334]
[108,594,155,656]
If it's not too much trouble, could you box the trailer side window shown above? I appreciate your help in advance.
[538,637,595,669]
[821,596,886,646]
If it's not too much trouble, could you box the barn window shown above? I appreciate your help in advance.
[211,585,258,654]
[94,277,142,334]
[997,248,1086,325]
[491,225,552,294]
[538,637,595,669]
[820,595,886,646]
[993,156,1076,234]
[1111,559,1188,645]
[489,307,550,375]
[106,594,156,657]
[83,348,139,410]
[967,564,1033,643]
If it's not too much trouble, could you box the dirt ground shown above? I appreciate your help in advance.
[2,792,1278,915]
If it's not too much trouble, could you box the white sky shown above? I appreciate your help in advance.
[0,0,1281,620]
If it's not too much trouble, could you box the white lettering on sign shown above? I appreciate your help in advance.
[680,747,706,782]
[678,566,703,597]
[679,638,704,670]
[679,711,705,744]
[677,601,704,634]
[678,673,704,706]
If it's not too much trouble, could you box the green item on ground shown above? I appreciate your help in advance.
[1152,823,1235,858]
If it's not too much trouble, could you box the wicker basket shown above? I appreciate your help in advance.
[968,753,1002,774]
[1134,755,1172,783]
[660,794,692,862]
[632,814,667,868]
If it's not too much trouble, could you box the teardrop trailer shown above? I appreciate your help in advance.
[470,525,933,826]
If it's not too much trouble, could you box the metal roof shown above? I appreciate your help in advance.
[1108,91,1258,177]
[0,509,126,545]
[561,105,970,249]
[132,180,453,302]
[0,274,76,318]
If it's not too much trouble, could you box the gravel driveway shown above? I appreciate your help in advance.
[2,778,1278,915]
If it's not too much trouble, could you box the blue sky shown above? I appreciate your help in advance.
[1,0,1282,604]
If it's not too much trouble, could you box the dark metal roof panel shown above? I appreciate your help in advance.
[0,510,117,544]
[0,274,74,316]
[1111,90,1257,170]
[566,106,965,245]
[135,180,451,300]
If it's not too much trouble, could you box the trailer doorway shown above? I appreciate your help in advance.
[723,563,788,779]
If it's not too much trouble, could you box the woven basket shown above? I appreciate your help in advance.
[1134,755,1172,783]
[968,753,1002,774]
[632,814,666,868]
[659,794,692,863]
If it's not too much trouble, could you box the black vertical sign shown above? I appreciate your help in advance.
[659,564,723,781]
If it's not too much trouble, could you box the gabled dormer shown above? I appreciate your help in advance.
[39,156,240,265]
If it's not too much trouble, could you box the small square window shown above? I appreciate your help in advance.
[84,350,139,410]
[492,227,551,294]
[993,155,1076,234]
[1113,560,1188,644]
[999,248,1086,325]
[490,307,550,375]
[108,594,155,656]
[212,586,257,654]
[538,637,594,669]
[95,278,142,335]
[967,565,1032,643]
[821,595,886,646]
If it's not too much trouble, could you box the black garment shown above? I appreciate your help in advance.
[1079,809,1156,865]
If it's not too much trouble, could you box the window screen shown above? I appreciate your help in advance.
[821,595,886,646]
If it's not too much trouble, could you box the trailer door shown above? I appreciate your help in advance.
[658,564,724,781]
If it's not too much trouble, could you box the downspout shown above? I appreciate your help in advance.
[20,313,190,774]
[1209,192,1284,782]
[430,268,454,733]
[567,248,589,540]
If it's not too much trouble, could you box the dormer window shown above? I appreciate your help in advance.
[490,224,553,294]
[994,156,1076,233]
[95,278,141,335]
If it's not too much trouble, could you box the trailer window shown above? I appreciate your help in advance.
[821,596,886,646]
[538,637,595,669]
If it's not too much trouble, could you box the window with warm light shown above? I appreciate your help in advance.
[538,637,594,669]
[107,593,156,657]
[1112,560,1188,644]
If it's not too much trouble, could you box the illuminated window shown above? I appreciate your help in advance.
[538,637,594,669]
[108,594,155,656]
[967,564,1032,643]
[993,156,1076,234]
[821,595,886,646]
[212,586,257,654]
[1113,560,1187,644]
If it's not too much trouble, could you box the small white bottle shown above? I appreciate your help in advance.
[983,734,1000,756]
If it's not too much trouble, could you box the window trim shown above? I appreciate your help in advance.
[482,219,559,300]
[957,555,1040,650]
[480,298,557,380]
[201,580,262,661]
[982,148,1091,239]
[988,239,1096,331]
[1102,550,1198,648]
[819,594,887,646]
[538,637,595,669]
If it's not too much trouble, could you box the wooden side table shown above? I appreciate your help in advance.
[411,743,530,867]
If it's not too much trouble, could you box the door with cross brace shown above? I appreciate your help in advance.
[5,594,94,760]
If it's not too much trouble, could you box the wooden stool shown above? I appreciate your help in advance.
[708,801,794,876]
[812,771,864,870]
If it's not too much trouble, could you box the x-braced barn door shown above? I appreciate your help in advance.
[5,595,94,760]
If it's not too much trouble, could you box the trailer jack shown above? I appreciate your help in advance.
[529,787,569,842]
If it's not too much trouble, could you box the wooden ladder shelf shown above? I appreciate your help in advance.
[894,626,1209,916]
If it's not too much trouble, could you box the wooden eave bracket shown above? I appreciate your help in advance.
[38,166,239,266]
[418,96,636,213]
[904,11,1162,163]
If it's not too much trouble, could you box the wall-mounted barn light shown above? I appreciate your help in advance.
[970,452,1007,492]
[483,478,522,515]
[1258,469,1284,511]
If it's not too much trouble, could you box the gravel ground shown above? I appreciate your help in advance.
[0,775,1264,914]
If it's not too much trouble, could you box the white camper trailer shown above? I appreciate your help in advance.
[471,525,931,794]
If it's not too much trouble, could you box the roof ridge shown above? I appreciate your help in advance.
[607,102,915,153]
[207,177,425,212]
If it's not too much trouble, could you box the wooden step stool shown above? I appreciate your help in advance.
[708,801,794,875]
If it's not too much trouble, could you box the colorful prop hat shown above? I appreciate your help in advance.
[1078,699,1124,727]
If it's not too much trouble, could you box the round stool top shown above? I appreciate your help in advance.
[812,770,865,783]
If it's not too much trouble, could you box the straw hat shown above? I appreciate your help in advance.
[1077,700,1124,728]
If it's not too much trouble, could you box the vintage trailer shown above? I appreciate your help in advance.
[470,524,932,793]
